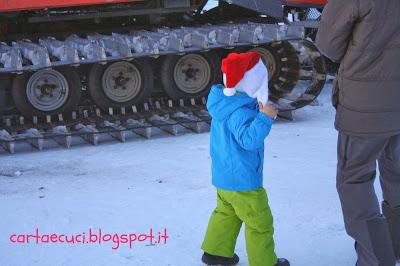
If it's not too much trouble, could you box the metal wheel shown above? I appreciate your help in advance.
[273,40,327,111]
[249,47,277,82]
[173,54,211,94]
[247,42,300,100]
[12,66,82,118]
[101,61,142,103]
[26,69,69,112]
[88,59,153,110]
[160,51,221,100]
[0,74,16,115]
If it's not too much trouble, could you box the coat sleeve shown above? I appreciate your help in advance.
[227,108,273,151]
[315,0,360,62]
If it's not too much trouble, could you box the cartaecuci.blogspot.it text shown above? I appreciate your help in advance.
[9,228,169,250]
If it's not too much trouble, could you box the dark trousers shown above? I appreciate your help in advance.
[337,133,400,266]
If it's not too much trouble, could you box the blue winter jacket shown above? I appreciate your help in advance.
[207,84,274,191]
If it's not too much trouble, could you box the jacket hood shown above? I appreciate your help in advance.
[207,84,257,121]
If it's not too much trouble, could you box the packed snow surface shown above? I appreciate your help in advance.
[0,86,395,266]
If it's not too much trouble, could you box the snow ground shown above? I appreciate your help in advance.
[0,85,395,266]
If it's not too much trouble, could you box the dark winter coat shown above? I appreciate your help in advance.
[316,0,400,136]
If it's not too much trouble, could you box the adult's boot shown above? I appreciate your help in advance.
[382,201,400,260]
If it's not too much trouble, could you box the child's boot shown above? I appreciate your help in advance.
[275,258,290,266]
[201,252,239,265]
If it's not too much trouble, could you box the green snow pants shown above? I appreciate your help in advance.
[201,188,277,266]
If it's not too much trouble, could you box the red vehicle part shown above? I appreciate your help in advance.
[0,0,141,12]
[283,0,327,7]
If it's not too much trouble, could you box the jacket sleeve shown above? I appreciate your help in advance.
[227,108,273,151]
[315,0,359,62]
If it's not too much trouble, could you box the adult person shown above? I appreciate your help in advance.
[316,0,400,265]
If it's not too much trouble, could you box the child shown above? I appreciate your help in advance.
[201,52,289,266]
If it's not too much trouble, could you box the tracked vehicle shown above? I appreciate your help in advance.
[0,0,328,153]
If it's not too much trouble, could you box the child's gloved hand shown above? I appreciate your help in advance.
[258,101,278,120]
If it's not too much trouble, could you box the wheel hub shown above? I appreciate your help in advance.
[173,54,211,94]
[182,64,200,81]
[38,83,57,97]
[26,69,69,112]
[102,61,141,103]
[114,75,130,87]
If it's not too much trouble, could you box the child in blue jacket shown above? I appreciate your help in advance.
[201,52,289,266]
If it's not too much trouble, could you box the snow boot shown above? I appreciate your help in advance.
[201,252,239,265]
[275,258,290,266]
[382,201,400,260]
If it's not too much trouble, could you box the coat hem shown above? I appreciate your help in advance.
[212,183,264,192]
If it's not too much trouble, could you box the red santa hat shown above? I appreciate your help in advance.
[221,51,269,105]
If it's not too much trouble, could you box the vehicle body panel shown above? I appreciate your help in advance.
[283,0,327,7]
[0,0,142,12]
